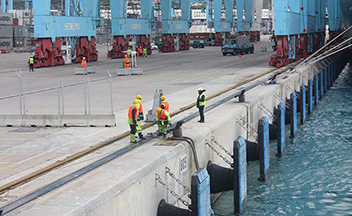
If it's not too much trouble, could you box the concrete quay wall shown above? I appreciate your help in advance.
[10,58,336,216]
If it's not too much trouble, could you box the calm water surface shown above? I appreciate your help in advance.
[213,64,352,216]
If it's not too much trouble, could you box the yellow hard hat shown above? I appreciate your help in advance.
[160,95,166,101]
[156,107,162,113]
[136,95,142,99]
[133,100,138,104]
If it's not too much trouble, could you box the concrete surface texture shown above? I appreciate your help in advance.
[4,56,332,216]
[0,36,304,215]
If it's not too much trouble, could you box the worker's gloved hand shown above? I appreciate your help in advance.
[140,116,144,121]
[137,118,140,122]
[168,122,172,126]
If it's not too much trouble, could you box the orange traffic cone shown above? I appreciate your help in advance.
[239,54,242,59]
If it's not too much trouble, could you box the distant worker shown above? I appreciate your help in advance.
[143,47,147,57]
[156,107,171,137]
[124,55,130,69]
[196,87,206,123]
[138,47,143,57]
[81,57,87,68]
[135,95,145,140]
[160,95,169,112]
[128,100,139,143]
[139,47,143,57]
[127,47,131,57]
[28,55,34,72]
[136,47,140,57]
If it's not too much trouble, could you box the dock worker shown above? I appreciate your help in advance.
[160,95,169,112]
[124,55,130,69]
[128,100,139,143]
[135,95,145,140]
[156,107,171,137]
[81,57,87,68]
[139,47,143,57]
[143,47,147,57]
[127,47,131,57]
[28,55,34,72]
[196,87,206,123]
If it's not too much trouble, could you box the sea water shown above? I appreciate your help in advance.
[213,63,352,216]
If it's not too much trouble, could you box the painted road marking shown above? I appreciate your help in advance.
[0,147,31,160]
[0,163,18,172]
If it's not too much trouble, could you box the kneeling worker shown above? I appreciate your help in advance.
[135,95,145,139]
[128,100,139,143]
[156,107,171,137]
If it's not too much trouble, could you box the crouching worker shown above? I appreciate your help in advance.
[156,107,171,137]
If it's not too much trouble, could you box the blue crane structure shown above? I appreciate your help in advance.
[213,0,234,44]
[237,0,263,42]
[327,0,342,40]
[1,0,12,12]
[108,0,154,58]
[33,0,100,67]
[269,0,329,68]
[159,0,191,52]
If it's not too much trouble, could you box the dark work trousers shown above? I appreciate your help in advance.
[130,123,137,135]
[29,64,34,72]
[198,106,205,122]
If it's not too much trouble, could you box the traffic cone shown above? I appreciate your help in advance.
[239,54,242,59]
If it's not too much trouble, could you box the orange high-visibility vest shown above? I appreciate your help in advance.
[157,110,167,120]
[128,106,138,119]
[124,57,130,68]
[81,59,87,68]
[137,100,143,113]
[160,100,169,112]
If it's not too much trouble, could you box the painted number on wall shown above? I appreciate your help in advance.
[180,155,187,173]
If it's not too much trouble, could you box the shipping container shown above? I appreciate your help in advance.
[14,26,32,38]
[0,38,13,50]
[14,37,25,47]
[0,25,14,38]
[0,13,13,26]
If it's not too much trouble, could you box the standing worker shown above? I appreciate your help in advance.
[143,47,147,57]
[139,47,143,57]
[156,107,171,137]
[28,55,34,72]
[196,88,206,123]
[81,57,87,68]
[124,55,130,68]
[135,95,145,139]
[128,100,139,143]
[127,47,131,57]
[160,95,169,112]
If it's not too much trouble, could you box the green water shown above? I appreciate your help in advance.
[213,64,352,216]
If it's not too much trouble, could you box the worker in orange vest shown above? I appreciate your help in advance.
[156,107,171,137]
[139,47,143,57]
[135,95,145,139]
[81,57,87,68]
[160,95,169,112]
[128,100,139,143]
[124,55,130,68]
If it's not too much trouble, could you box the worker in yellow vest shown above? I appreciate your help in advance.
[156,107,171,137]
[128,100,139,143]
[135,95,145,139]
[28,55,34,72]
[196,88,206,123]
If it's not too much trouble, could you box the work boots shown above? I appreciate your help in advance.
[138,133,146,140]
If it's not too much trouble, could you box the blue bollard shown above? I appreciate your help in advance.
[234,136,247,214]
[314,74,319,105]
[191,168,211,216]
[290,92,297,138]
[258,117,269,182]
[320,70,324,98]
[324,67,328,92]
[307,79,313,114]
[300,85,306,124]
[275,103,285,157]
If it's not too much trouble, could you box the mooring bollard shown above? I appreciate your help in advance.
[307,79,313,114]
[300,85,306,124]
[191,168,211,216]
[234,136,247,214]
[289,92,297,138]
[275,103,285,157]
[258,117,270,181]
[314,74,319,106]
[320,70,324,98]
